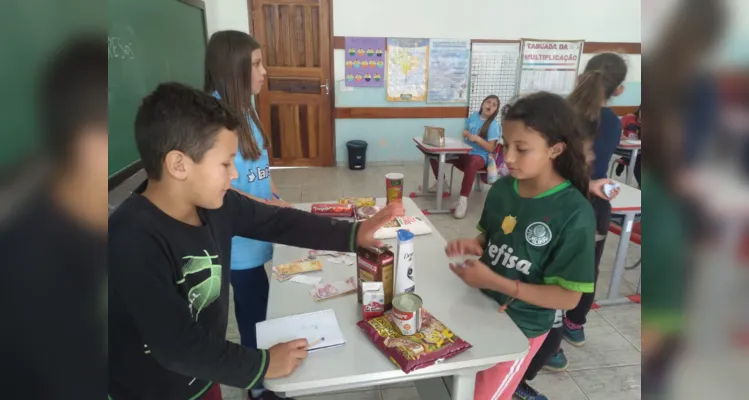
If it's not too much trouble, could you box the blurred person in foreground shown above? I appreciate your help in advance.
[643,0,725,397]
[0,37,108,398]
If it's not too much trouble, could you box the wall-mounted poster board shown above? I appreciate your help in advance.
[427,39,470,103]
[386,38,429,102]
[517,39,584,97]
[468,42,521,119]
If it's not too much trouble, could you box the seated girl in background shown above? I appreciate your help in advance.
[445,92,595,400]
[428,94,500,219]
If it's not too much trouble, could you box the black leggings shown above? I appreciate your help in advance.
[523,326,563,382]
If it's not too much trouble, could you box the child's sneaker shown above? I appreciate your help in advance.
[513,381,549,400]
[453,196,468,219]
[542,348,569,372]
[562,317,586,346]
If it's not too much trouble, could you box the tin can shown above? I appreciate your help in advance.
[385,173,404,205]
[391,292,423,336]
[394,229,415,296]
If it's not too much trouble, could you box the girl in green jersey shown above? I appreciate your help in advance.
[445,92,596,400]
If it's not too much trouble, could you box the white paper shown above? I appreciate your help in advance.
[289,275,322,285]
[256,309,346,352]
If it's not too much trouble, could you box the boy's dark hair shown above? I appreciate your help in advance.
[135,82,241,180]
[477,95,500,140]
[204,30,269,161]
[504,92,590,197]
[567,52,628,128]
[39,35,108,165]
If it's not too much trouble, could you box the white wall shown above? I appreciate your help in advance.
[206,0,641,43]
[204,0,250,38]
[334,0,641,42]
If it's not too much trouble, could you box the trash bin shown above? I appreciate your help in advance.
[346,140,368,170]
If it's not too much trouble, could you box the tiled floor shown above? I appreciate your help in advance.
[220,164,642,400]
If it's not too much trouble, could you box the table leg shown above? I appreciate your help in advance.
[451,372,476,400]
[421,153,430,195]
[597,212,635,306]
[436,153,446,211]
[626,148,639,186]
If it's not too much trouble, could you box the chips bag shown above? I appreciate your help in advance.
[357,309,472,373]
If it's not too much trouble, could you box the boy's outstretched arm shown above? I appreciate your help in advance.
[227,191,403,251]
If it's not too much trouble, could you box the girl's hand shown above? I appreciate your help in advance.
[445,238,484,257]
[449,259,496,289]
[462,129,470,138]
[589,178,620,200]
[467,134,478,143]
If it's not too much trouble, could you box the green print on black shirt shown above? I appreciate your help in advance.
[179,250,221,321]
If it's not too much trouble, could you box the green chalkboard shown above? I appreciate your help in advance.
[108,0,207,177]
[0,1,105,169]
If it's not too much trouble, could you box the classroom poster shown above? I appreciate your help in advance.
[518,39,584,96]
[386,38,429,102]
[344,37,386,87]
[427,39,470,103]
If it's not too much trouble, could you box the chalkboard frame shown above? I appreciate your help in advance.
[108,0,208,191]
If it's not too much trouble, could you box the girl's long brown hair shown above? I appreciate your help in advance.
[567,52,628,137]
[504,92,590,196]
[477,95,500,139]
[204,30,269,161]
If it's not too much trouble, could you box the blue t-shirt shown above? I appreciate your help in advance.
[591,107,622,180]
[213,92,274,270]
[464,112,501,163]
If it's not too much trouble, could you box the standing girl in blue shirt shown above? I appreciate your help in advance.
[204,30,290,400]
[430,94,501,219]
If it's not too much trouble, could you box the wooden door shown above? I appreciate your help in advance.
[250,0,334,167]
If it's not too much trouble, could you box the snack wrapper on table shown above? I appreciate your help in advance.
[311,203,354,217]
[272,259,322,281]
[374,216,432,239]
[339,197,376,207]
[357,309,472,373]
[355,205,383,221]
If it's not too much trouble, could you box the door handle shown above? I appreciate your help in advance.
[320,79,329,95]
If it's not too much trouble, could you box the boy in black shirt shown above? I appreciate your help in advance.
[108,83,403,400]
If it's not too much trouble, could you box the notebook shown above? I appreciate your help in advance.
[255,309,346,353]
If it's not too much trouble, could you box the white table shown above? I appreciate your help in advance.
[410,137,473,214]
[264,197,528,399]
[597,184,642,306]
[615,140,641,186]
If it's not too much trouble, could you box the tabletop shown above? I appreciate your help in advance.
[617,139,641,150]
[413,136,473,154]
[610,183,641,213]
[264,197,529,394]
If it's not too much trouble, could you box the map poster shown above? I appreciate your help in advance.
[386,38,429,102]
[518,39,584,96]
[345,37,386,87]
[427,39,470,103]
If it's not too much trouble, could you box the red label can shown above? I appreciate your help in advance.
[385,173,404,205]
[391,292,423,336]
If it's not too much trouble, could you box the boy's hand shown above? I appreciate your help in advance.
[445,238,483,257]
[356,202,405,248]
[265,339,309,379]
[449,259,496,289]
[268,198,293,208]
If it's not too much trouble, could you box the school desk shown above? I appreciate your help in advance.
[265,197,528,400]
[615,139,641,186]
[597,184,642,307]
[411,137,473,214]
